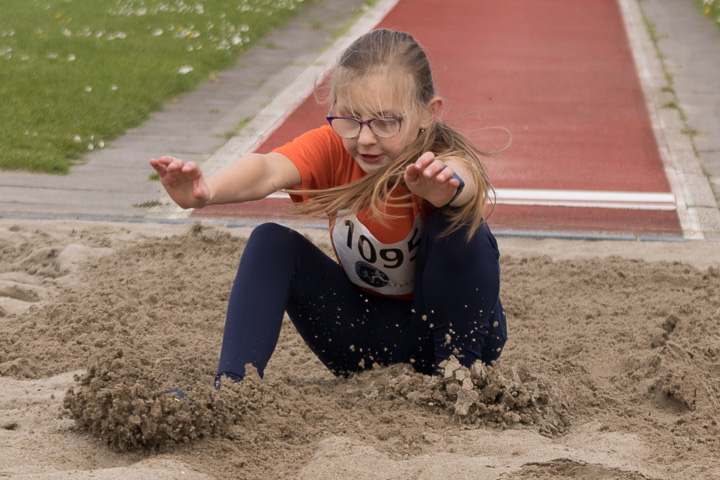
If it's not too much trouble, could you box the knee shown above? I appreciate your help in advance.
[247,222,295,250]
[249,222,287,240]
[241,223,297,266]
[425,214,498,264]
[423,226,500,286]
[243,223,314,273]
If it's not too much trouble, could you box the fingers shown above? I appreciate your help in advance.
[149,157,166,175]
[164,156,189,171]
[151,155,177,166]
[414,151,437,174]
[412,152,457,185]
[150,156,201,177]
[150,156,187,167]
[150,156,178,175]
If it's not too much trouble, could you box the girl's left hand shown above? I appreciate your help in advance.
[404,152,462,207]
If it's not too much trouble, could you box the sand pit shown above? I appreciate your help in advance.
[1,218,719,479]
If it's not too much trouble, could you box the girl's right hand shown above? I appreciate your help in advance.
[149,156,211,209]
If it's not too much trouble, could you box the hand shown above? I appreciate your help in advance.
[149,156,211,209]
[404,152,463,207]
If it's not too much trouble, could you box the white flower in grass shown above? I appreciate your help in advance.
[73,135,82,142]
[98,141,105,148]
[107,31,127,40]
[62,28,72,37]
[110,84,118,91]
[177,65,193,74]
[47,52,58,59]
[231,35,242,46]
[84,85,92,92]
[152,28,163,36]
[88,144,94,151]
[67,54,75,61]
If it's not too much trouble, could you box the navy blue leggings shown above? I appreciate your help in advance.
[217,211,507,381]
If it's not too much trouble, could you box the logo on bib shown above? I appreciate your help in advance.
[355,261,389,288]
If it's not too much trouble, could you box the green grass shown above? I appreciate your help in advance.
[0,0,309,173]
[133,200,163,208]
[696,0,720,29]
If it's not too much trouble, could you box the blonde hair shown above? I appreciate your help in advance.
[290,29,497,240]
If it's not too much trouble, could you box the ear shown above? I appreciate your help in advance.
[420,96,444,129]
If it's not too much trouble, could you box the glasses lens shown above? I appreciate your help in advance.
[369,117,402,138]
[328,116,403,138]
[330,118,361,138]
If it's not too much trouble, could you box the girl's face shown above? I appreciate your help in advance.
[332,72,439,174]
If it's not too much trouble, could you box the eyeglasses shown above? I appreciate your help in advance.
[326,113,405,139]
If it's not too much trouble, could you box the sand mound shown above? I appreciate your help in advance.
[63,349,233,451]
[63,349,571,451]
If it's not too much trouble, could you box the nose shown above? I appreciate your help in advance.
[357,123,377,145]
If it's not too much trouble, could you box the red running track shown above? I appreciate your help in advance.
[195,0,682,238]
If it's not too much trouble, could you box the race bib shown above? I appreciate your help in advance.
[332,212,425,296]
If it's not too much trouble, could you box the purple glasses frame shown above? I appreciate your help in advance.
[326,112,406,139]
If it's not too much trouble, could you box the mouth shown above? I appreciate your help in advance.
[359,153,383,164]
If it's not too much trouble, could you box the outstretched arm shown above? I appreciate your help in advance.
[150,152,302,209]
[404,152,475,207]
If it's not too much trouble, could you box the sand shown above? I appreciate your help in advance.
[1,217,719,479]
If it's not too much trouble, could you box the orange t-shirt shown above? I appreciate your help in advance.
[273,125,434,298]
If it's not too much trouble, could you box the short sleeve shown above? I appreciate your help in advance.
[273,126,360,202]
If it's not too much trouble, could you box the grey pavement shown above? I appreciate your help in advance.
[636,0,720,240]
[639,0,720,194]
[0,0,719,240]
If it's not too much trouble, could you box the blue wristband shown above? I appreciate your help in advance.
[443,171,465,208]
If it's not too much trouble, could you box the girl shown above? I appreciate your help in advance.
[150,29,507,383]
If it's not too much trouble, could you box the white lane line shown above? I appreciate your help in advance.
[494,189,677,210]
[268,189,677,211]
